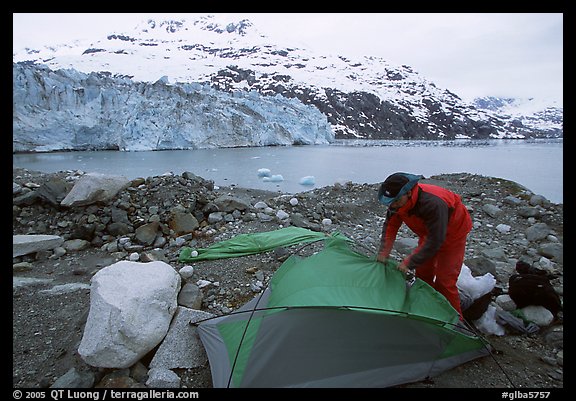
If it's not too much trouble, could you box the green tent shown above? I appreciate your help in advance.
[193,229,491,388]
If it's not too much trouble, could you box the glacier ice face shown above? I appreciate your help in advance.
[12,63,335,152]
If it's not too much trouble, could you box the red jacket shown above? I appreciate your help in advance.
[378,183,472,270]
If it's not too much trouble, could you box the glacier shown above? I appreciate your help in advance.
[12,62,334,153]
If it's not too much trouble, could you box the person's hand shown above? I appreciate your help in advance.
[397,260,410,274]
[376,254,388,264]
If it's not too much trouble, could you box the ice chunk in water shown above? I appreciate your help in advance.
[257,168,271,177]
[299,176,316,186]
[262,174,284,182]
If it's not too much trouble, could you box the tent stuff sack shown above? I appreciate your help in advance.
[191,229,491,388]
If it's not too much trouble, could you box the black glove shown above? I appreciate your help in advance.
[405,269,416,288]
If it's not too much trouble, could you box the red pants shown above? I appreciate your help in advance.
[415,235,468,318]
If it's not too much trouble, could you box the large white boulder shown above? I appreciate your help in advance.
[78,260,181,368]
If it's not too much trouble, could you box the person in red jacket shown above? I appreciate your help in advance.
[376,172,473,318]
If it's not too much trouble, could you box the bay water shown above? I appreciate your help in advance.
[12,139,563,204]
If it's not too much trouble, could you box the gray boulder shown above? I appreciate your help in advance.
[61,173,130,207]
[13,234,64,257]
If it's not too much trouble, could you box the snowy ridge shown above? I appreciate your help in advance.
[472,96,563,134]
[13,15,562,151]
[15,17,456,104]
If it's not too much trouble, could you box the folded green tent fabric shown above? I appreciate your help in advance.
[179,226,339,262]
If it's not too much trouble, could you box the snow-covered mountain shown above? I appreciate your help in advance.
[13,15,563,152]
[472,97,563,135]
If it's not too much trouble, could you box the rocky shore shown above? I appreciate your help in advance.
[12,168,563,389]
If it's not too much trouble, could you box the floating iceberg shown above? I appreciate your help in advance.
[257,168,272,177]
[299,176,316,186]
[262,174,284,182]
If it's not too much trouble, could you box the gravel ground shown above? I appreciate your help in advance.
[12,169,563,389]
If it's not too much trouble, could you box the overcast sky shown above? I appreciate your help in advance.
[13,13,563,105]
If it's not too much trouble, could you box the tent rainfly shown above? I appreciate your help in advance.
[185,227,491,388]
